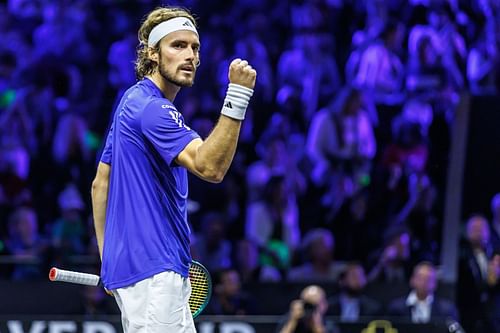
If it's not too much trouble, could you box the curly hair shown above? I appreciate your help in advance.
[135,6,197,80]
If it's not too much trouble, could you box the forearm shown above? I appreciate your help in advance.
[177,59,255,183]
[91,164,110,260]
[92,182,108,260]
[194,115,241,182]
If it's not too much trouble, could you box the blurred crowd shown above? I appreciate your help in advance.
[0,0,500,331]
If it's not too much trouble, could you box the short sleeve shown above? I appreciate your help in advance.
[100,121,114,165]
[141,99,200,165]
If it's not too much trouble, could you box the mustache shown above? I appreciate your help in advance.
[178,62,196,70]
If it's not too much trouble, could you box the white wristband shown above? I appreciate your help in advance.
[220,83,254,120]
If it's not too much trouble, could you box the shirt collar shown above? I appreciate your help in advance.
[143,77,166,99]
[406,290,434,306]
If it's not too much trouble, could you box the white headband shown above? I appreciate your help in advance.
[148,17,198,47]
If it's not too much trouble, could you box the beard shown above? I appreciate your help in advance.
[158,53,195,87]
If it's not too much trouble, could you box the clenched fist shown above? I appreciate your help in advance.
[228,58,256,90]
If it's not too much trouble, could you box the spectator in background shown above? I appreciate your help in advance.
[52,111,92,173]
[327,263,382,322]
[467,28,498,95]
[234,239,282,283]
[107,32,137,107]
[288,229,343,283]
[232,34,274,104]
[248,129,306,203]
[352,20,405,104]
[5,207,47,279]
[406,35,461,118]
[277,31,341,122]
[394,173,440,263]
[191,212,232,273]
[407,4,439,59]
[32,1,93,64]
[367,226,413,284]
[428,4,467,69]
[207,268,255,315]
[457,215,498,333]
[387,261,458,323]
[51,183,86,258]
[382,119,428,195]
[0,52,35,181]
[307,87,376,219]
[246,173,300,257]
[399,98,433,137]
[277,285,336,333]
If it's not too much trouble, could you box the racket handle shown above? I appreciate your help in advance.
[49,267,100,286]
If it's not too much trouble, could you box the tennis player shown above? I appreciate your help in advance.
[91,6,256,333]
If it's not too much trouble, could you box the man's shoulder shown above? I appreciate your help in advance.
[124,80,174,109]
[144,97,177,112]
[141,97,180,125]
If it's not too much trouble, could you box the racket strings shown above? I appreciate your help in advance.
[189,264,210,315]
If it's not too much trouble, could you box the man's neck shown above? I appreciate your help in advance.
[147,72,180,102]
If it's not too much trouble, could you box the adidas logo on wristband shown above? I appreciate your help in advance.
[220,83,253,120]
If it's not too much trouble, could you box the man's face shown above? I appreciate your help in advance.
[221,270,240,296]
[345,265,366,292]
[411,265,436,298]
[154,30,200,87]
[467,217,490,247]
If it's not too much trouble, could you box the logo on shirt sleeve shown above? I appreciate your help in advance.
[161,104,177,111]
[169,110,191,131]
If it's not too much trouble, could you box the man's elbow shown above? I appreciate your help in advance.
[195,164,225,183]
[202,169,225,183]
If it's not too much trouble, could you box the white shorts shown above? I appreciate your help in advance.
[113,271,196,333]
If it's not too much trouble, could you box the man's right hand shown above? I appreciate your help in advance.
[228,58,256,90]
[289,299,304,321]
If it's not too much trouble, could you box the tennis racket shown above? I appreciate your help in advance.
[49,260,212,318]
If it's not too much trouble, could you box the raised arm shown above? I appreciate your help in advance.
[176,58,256,183]
[91,162,111,260]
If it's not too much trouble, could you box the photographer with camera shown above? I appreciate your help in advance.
[277,285,337,333]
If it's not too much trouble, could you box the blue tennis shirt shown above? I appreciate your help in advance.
[100,78,200,290]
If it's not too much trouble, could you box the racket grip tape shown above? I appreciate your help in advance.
[49,267,100,286]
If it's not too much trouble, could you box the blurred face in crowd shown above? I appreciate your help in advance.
[152,30,200,87]
[310,235,333,263]
[410,263,436,300]
[466,216,490,249]
[342,264,367,296]
[10,209,38,246]
[220,270,241,297]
